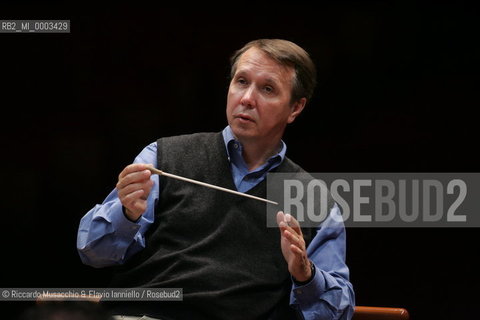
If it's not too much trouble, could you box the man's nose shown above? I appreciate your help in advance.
[240,86,256,108]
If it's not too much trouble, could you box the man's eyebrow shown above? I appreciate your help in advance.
[234,70,248,77]
[234,71,281,84]
[264,77,280,85]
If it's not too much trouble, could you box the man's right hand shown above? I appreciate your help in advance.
[116,163,154,221]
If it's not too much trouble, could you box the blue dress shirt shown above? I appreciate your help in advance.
[77,126,355,320]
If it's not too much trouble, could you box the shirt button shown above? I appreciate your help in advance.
[297,290,303,294]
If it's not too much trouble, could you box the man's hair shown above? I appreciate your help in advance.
[230,39,317,103]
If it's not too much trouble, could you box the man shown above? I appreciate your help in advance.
[77,39,355,319]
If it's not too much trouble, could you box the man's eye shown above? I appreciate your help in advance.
[237,78,247,85]
[264,86,274,93]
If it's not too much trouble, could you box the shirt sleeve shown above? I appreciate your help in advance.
[290,204,355,320]
[76,142,160,268]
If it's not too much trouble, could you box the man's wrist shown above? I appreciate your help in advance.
[122,206,140,222]
[293,260,315,286]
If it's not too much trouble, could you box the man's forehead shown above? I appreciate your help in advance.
[235,69,282,83]
[235,48,295,82]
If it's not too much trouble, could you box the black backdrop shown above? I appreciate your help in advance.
[1,3,478,319]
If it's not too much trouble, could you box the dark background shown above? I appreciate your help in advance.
[1,2,478,319]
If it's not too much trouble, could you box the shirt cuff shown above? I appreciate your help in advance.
[291,264,326,306]
[109,200,141,239]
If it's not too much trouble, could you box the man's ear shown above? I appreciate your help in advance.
[287,98,307,124]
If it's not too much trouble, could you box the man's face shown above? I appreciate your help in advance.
[226,47,305,145]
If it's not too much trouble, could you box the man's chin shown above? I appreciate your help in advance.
[230,125,257,141]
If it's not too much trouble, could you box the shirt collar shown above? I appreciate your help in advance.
[221,125,287,164]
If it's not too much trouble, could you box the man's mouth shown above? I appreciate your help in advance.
[235,113,255,122]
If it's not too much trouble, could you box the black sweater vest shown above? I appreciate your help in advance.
[109,132,313,320]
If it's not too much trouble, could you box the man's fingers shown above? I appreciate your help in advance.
[122,190,148,215]
[141,179,154,200]
[118,163,152,179]
[124,197,148,220]
[118,180,153,200]
[280,222,303,242]
[122,189,144,206]
[117,169,152,190]
[284,213,303,236]
[118,164,148,179]
[276,211,285,226]
[277,211,303,237]
[290,244,305,256]
[117,165,154,217]
[277,211,297,234]
[283,229,306,251]
[132,199,147,213]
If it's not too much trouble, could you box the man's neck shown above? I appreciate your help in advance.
[241,139,282,171]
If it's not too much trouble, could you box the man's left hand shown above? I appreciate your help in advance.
[276,211,312,283]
